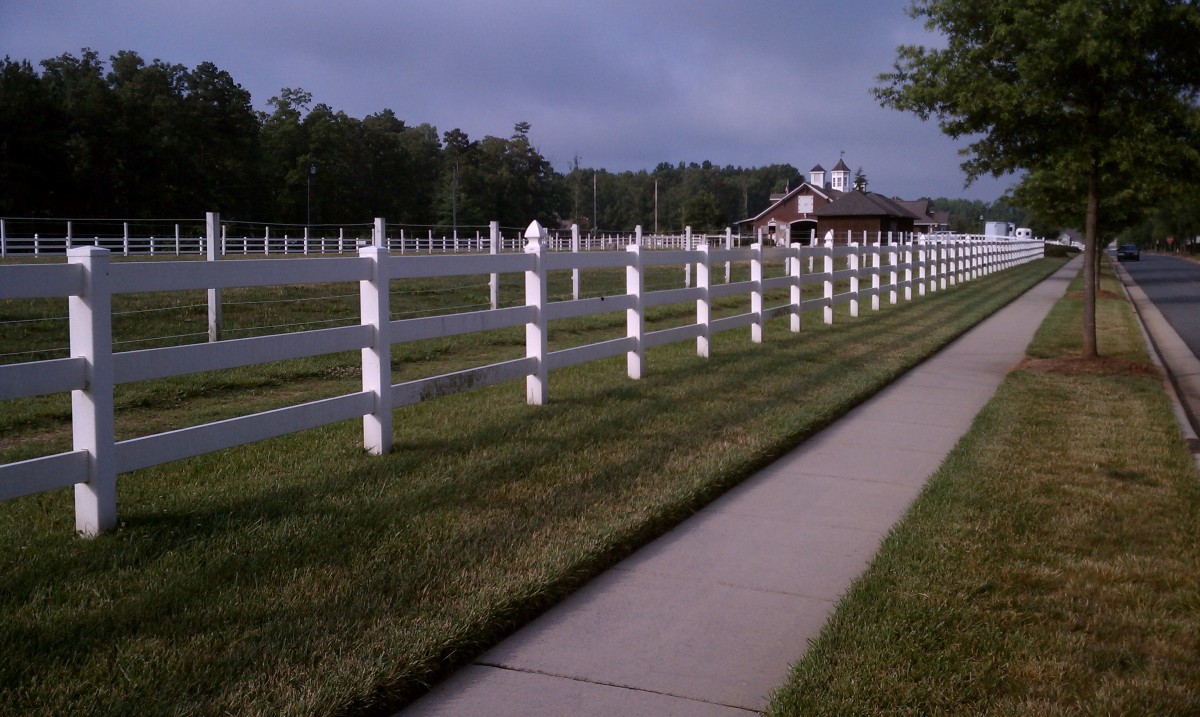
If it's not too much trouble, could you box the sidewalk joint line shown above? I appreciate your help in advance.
[471,661,761,714]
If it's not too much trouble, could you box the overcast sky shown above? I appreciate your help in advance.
[1,0,1018,202]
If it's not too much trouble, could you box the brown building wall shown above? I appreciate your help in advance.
[749,186,831,240]
[816,216,916,242]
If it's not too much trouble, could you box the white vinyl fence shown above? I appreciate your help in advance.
[0,216,729,258]
[0,217,1043,536]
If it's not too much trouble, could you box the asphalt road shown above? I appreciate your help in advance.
[1116,251,1200,358]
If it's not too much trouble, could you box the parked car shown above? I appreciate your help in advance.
[1116,244,1141,261]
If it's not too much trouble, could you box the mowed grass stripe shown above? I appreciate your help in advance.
[766,264,1200,716]
[2,258,1061,716]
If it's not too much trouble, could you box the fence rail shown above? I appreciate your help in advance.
[0,217,1043,536]
[0,217,752,258]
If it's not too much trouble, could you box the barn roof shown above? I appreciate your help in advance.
[814,191,923,219]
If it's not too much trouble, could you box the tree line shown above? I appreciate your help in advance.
[3,47,1033,235]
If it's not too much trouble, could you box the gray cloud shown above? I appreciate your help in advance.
[0,0,1017,200]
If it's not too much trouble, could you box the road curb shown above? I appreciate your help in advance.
[1111,257,1200,461]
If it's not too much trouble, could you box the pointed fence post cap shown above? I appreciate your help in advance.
[525,220,547,251]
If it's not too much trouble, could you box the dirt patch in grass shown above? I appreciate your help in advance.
[1017,355,1157,377]
[0,426,69,453]
[1067,289,1123,301]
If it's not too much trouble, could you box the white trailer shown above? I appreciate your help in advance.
[985,221,1015,238]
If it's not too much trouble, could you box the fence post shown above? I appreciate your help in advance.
[725,227,733,284]
[919,240,929,297]
[751,240,764,343]
[904,242,914,302]
[938,242,947,291]
[871,234,881,312]
[207,212,222,342]
[571,223,581,300]
[490,221,500,310]
[359,221,393,455]
[849,235,861,318]
[1,218,5,257]
[68,246,116,537]
[790,242,802,333]
[696,243,711,358]
[626,242,645,379]
[684,226,693,288]
[525,221,549,405]
[823,231,835,325]
[888,233,899,305]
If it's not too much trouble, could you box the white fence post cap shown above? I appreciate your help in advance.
[524,220,547,250]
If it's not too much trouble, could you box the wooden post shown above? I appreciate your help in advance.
[68,247,116,536]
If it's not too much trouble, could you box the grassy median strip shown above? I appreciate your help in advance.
[766,264,1200,716]
[2,258,1062,716]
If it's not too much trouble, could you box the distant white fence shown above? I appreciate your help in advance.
[0,216,741,258]
[0,217,1043,536]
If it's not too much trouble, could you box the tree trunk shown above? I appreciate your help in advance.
[1082,163,1099,358]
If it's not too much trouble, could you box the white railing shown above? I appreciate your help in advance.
[0,220,1044,536]
[0,217,758,258]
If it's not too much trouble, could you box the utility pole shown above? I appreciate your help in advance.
[452,162,459,239]
[654,180,658,235]
[306,163,316,229]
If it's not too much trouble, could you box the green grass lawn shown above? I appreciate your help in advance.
[1,256,1063,716]
[766,263,1200,716]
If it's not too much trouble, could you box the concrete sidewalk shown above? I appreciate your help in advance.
[400,256,1083,717]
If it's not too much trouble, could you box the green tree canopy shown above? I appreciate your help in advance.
[874,0,1200,357]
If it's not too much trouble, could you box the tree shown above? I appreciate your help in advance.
[681,190,725,232]
[182,61,261,217]
[38,49,113,216]
[0,57,68,215]
[853,167,868,192]
[874,0,1200,358]
[258,88,312,222]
